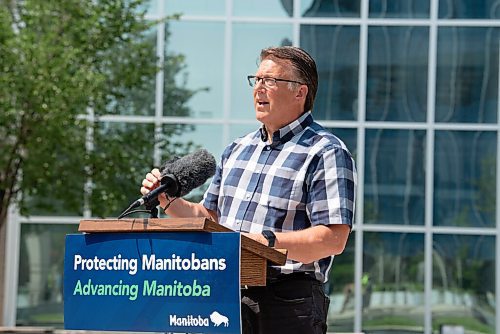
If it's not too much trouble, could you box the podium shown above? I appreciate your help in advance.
[78,218,287,286]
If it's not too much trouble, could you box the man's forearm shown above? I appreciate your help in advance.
[164,198,217,222]
[247,224,350,264]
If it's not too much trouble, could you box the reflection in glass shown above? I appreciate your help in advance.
[327,234,355,333]
[165,0,225,16]
[17,223,79,326]
[301,0,360,17]
[301,25,360,121]
[91,122,155,217]
[325,128,357,160]
[363,232,425,332]
[365,129,426,225]
[161,124,224,161]
[435,27,499,123]
[228,123,261,145]
[233,0,292,17]
[138,0,159,16]
[231,23,293,120]
[434,131,496,227]
[439,0,500,19]
[166,21,225,118]
[432,235,495,333]
[369,0,430,18]
[366,26,429,122]
[107,27,157,116]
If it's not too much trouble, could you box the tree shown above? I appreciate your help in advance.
[0,0,198,322]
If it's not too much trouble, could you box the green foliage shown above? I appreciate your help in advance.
[0,0,196,219]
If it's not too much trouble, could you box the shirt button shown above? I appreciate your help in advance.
[245,193,251,200]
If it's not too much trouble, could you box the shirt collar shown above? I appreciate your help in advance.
[259,111,313,146]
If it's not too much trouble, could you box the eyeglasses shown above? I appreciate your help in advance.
[247,75,305,88]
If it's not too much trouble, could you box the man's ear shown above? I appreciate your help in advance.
[296,85,308,101]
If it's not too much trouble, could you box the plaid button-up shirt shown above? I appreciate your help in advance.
[202,111,357,282]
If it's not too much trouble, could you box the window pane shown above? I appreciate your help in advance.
[161,124,224,162]
[228,123,260,145]
[363,232,425,332]
[17,223,79,327]
[91,122,155,218]
[110,27,157,116]
[369,0,430,18]
[301,25,360,121]
[365,129,426,225]
[166,21,225,118]
[434,131,496,227]
[325,128,357,159]
[435,27,499,123]
[301,0,360,17]
[327,233,355,332]
[439,0,500,19]
[231,23,293,120]
[233,0,292,17]
[367,26,429,122]
[138,0,159,16]
[165,0,225,16]
[432,235,495,333]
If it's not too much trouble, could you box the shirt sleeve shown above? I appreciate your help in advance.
[201,142,235,215]
[306,145,357,229]
[201,161,222,214]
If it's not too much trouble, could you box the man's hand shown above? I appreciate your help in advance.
[140,168,168,208]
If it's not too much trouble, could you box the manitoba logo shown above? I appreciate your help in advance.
[169,311,229,328]
[210,311,229,327]
[169,314,209,327]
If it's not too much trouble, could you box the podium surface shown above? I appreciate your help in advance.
[79,218,287,286]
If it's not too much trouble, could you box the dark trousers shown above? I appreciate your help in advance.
[241,273,330,334]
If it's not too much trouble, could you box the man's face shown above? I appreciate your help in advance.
[252,58,306,133]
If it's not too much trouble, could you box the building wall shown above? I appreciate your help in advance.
[3,1,499,333]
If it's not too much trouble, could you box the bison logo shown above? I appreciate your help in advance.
[209,311,229,327]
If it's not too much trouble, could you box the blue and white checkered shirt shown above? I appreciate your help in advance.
[202,111,357,283]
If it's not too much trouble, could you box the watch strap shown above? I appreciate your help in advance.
[261,230,276,247]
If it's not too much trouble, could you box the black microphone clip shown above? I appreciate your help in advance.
[117,174,179,219]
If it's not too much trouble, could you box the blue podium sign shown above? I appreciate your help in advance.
[64,232,241,333]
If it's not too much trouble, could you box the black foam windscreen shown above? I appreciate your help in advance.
[160,149,217,197]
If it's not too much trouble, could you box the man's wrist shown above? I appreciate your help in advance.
[261,230,276,247]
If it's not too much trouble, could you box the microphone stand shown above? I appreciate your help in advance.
[117,198,160,219]
[145,200,159,218]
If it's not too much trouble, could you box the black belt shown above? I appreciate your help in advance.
[241,271,319,290]
[267,271,318,284]
[241,272,321,291]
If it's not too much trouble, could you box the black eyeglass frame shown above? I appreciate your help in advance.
[247,75,306,87]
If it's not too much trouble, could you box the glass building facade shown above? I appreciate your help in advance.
[2,1,499,333]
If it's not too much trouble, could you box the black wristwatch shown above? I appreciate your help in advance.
[261,230,276,247]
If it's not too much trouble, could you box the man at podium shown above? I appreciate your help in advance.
[141,46,357,334]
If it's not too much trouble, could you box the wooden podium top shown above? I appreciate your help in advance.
[79,218,287,266]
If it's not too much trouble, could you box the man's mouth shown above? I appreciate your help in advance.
[257,101,269,106]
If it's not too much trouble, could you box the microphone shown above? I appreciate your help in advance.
[160,148,216,197]
[118,149,216,218]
